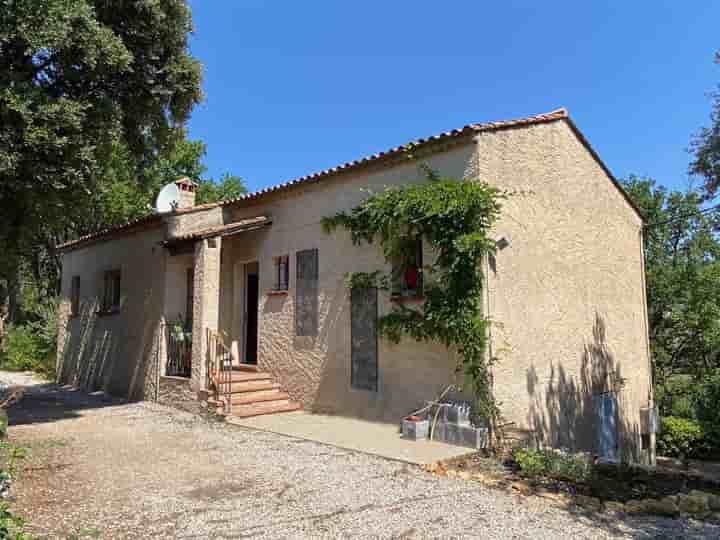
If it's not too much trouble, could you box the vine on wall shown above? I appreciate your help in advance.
[322,165,506,441]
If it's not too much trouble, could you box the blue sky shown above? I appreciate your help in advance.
[186,1,719,194]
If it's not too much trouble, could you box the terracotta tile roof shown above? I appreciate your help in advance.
[162,216,272,245]
[56,214,163,252]
[57,107,641,252]
[214,108,570,208]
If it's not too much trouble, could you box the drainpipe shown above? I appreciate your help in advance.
[638,227,656,465]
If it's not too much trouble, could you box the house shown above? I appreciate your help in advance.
[56,108,655,463]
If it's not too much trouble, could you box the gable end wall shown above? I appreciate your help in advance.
[474,120,651,460]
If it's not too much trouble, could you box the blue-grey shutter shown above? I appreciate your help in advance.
[295,248,318,336]
[351,287,378,391]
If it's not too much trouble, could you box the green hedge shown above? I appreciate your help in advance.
[0,324,55,378]
[658,416,708,459]
[513,447,592,483]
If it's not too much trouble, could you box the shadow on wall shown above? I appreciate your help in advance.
[58,300,112,392]
[57,294,161,402]
[526,313,640,461]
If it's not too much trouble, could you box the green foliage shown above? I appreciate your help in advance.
[658,416,708,459]
[0,325,50,373]
[0,502,32,540]
[513,447,592,482]
[655,375,696,418]
[622,177,720,400]
[0,0,202,324]
[196,173,247,205]
[690,51,720,199]
[344,271,388,291]
[322,167,505,437]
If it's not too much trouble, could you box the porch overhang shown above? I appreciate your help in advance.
[161,216,272,254]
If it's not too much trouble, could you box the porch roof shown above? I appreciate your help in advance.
[162,215,272,248]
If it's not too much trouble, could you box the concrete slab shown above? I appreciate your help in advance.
[226,410,475,465]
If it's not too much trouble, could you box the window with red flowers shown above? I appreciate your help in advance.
[392,237,423,298]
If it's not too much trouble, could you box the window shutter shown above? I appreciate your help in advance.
[295,249,318,336]
[351,287,378,391]
[71,276,80,316]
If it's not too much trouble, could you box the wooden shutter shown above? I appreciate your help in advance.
[351,287,378,391]
[70,276,80,316]
[295,249,318,336]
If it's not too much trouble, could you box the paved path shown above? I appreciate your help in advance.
[3,374,719,539]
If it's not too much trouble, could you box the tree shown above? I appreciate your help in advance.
[690,51,720,199]
[196,173,247,205]
[622,176,720,407]
[0,0,202,320]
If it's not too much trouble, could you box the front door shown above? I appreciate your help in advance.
[245,270,259,364]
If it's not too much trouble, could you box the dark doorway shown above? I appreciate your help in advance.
[245,271,259,364]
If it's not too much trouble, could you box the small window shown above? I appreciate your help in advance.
[186,268,194,329]
[392,237,423,297]
[70,276,80,317]
[102,270,122,313]
[274,255,289,291]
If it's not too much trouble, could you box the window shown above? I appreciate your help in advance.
[273,255,289,291]
[185,268,194,329]
[392,237,423,298]
[102,270,122,314]
[70,276,80,317]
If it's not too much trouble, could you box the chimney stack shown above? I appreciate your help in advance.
[174,177,198,209]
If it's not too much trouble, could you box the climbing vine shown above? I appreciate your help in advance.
[322,166,506,441]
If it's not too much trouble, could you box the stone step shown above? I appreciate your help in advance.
[229,390,290,405]
[224,371,272,382]
[230,400,301,418]
[226,381,281,394]
[233,364,258,372]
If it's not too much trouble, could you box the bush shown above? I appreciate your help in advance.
[0,324,54,378]
[657,416,707,459]
[513,447,592,483]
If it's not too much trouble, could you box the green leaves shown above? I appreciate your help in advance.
[323,167,505,436]
[623,176,720,414]
[690,52,720,200]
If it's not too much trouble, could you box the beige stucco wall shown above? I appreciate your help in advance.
[57,226,167,400]
[222,143,476,422]
[474,121,651,461]
[57,118,651,461]
[217,120,650,458]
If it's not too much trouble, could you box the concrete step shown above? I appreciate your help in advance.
[229,390,290,405]
[230,400,301,418]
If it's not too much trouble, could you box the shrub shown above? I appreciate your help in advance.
[0,324,54,378]
[657,416,707,459]
[513,447,592,483]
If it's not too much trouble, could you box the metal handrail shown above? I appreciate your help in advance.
[206,328,234,414]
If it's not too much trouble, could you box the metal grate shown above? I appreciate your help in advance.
[351,287,378,391]
[163,322,192,378]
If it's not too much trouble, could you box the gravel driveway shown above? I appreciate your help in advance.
[3,373,719,539]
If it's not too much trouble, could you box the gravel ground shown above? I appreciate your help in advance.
[3,373,720,539]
